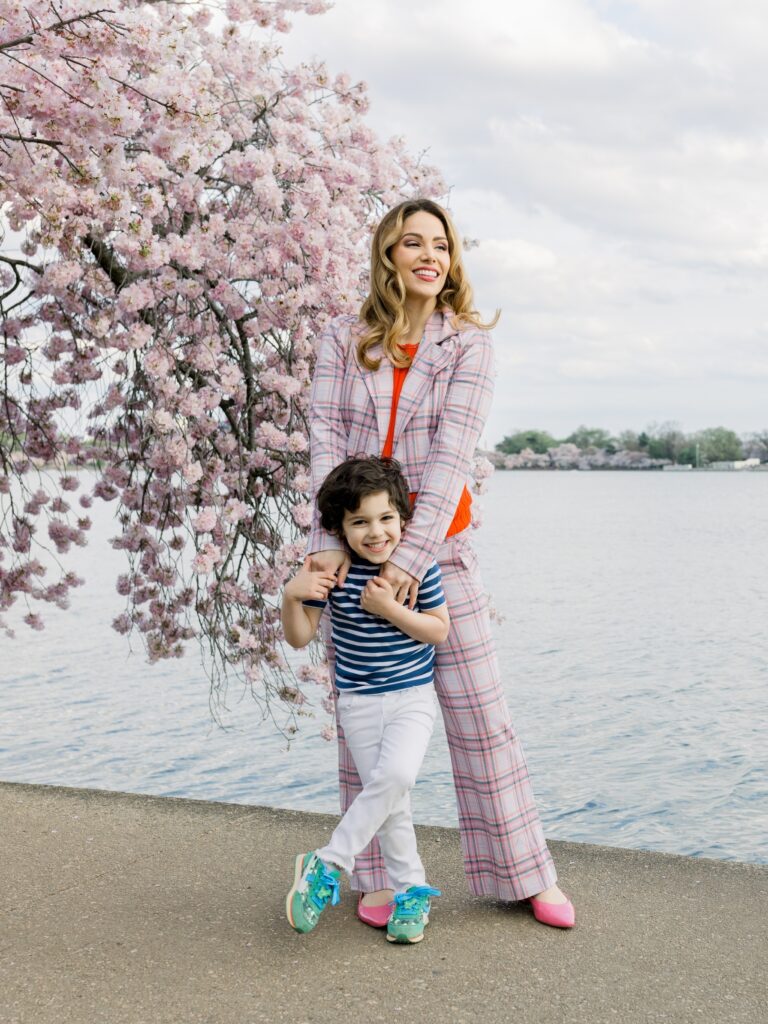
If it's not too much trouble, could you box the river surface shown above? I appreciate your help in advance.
[2,471,766,864]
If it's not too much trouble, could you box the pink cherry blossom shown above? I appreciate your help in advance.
[145,349,173,379]
[182,461,204,484]
[0,0,446,736]
[192,507,218,533]
[223,499,249,524]
[152,410,176,433]
[192,544,221,574]
[3,346,26,366]
[290,502,313,529]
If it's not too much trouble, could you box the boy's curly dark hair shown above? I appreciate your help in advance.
[316,456,413,536]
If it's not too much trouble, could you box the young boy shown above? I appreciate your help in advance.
[281,455,450,944]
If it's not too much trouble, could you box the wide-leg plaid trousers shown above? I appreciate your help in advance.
[326,530,558,902]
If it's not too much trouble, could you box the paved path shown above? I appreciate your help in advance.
[1,781,765,1024]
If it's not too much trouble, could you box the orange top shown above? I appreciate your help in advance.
[382,343,472,539]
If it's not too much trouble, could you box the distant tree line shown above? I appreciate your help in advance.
[495,423,768,466]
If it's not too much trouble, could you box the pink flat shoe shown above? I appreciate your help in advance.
[529,895,576,929]
[356,895,393,928]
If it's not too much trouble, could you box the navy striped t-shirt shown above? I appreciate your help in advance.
[305,560,446,695]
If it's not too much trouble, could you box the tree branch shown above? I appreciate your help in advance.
[83,234,131,292]
[0,9,118,53]
[0,254,43,275]
[0,132,63,147]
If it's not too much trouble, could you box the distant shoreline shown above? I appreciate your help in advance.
[479,450,767,473]
[486,465,768,472]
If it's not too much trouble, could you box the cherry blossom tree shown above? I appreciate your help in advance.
[0,0,445,734]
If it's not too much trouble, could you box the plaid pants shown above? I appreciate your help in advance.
[328,531,558,902]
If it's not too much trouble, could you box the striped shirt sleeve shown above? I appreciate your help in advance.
[417,562,446,610]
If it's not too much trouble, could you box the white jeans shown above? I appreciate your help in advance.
[317,684,437,894]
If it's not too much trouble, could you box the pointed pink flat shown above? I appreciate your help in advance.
[356,895,392,928]
[529,895,576,928]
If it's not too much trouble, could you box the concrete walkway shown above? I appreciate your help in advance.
[1,781,765,1024]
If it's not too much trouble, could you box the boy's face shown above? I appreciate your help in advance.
[341,490,403,564]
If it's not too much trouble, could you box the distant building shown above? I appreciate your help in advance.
[706,458,761,471]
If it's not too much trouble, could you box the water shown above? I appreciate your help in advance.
[1,471,766,864]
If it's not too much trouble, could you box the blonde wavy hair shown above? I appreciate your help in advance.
[356,198,499,371]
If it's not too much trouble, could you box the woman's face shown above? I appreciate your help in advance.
[390,211,451,303]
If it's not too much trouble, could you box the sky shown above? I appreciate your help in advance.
[281,0,768,447]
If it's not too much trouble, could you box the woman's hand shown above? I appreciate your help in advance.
[304,548,351,588]
[380,561,419,609]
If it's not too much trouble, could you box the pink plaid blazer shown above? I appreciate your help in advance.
[307,308,495,582]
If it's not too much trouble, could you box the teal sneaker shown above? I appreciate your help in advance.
[286,852,341,934]
[386,885,441,944]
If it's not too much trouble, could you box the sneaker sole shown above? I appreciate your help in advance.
[285,852,308,931]
[385,914,429,944]
[386,932,424,943]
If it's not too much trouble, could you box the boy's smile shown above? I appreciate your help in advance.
[341,490,403,564]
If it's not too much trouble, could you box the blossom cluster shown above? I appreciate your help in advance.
[0,0,446,733]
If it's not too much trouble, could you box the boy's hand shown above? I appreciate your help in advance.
[360,576,397,617]
[285,567,337,603]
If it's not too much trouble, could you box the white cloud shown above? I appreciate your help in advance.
[467,237,558,275]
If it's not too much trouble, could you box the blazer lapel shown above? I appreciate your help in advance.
[357,343,393,451]
[390,312,456,450]
[356,311,458,453]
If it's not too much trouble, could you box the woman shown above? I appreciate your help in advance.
[305,198,575,928]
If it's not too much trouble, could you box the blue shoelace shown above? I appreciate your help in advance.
[307,863,341,912]
[391,885,442,919]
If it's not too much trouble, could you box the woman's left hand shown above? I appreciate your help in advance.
[380,561,420,609]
